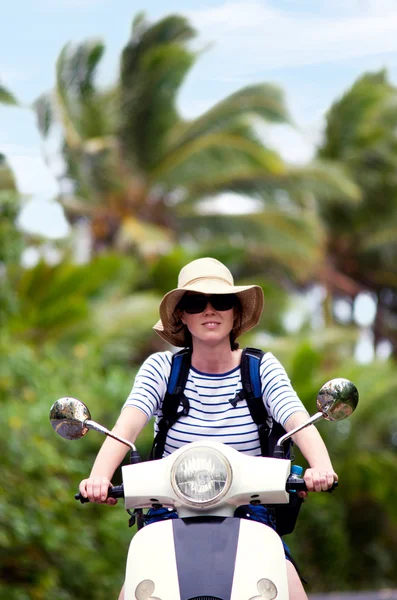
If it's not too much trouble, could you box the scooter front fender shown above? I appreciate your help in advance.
[124,518,289,600]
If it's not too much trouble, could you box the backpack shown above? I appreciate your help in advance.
[149,347,290,460]
[148,346,302,536]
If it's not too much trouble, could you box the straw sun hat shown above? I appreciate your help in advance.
[153,257,264,347]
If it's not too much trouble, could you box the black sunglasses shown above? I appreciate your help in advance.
[178,293,237,314]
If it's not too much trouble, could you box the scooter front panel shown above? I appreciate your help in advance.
[231,519,289,600]
[124,517,289,600]
[124,520,180,600]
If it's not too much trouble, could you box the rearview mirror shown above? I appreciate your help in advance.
[50,396,90,440]
[316,378,359,421]
[49,396,135,450]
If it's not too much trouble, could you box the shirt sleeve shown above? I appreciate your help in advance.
[122,351,173,420]
[260,352,308,427]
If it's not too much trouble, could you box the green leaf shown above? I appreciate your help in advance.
[0,83,18,106]
[33,93,54,137]
[120,17,197,169]
[168,84,290,154]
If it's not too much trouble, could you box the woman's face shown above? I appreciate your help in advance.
[179,294,236,347]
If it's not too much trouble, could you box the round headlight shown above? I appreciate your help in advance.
[171,446,232,507]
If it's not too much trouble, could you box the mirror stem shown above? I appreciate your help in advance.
[275,412,324,456]
[85,420,137,451]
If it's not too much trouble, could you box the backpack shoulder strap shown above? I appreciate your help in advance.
[241,347,264,403]
[238,347,291,458]
[149,348,192,460]
[166,347,192,397]
[240,347,271,457]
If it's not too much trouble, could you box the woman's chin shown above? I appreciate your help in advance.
[193,331,230,345]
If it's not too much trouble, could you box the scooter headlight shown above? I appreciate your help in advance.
[171,446,232,507]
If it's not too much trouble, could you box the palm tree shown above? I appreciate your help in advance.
[0,154,25,327]
[317,70,397,353]
[30,12,359,287]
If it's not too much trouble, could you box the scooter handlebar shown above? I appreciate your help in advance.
[74,479,337,504]
[285,477,338,493]
[74,484,125,504]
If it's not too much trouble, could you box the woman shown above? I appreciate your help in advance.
[80,257,338,600]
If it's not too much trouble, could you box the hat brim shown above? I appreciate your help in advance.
[153,283,264,347]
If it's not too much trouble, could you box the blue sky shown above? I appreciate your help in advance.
[2,0,397,237]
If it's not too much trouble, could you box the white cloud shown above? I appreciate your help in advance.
[3,145,59,197]
[259,122,319,164]
[187,0,397,74]
[17,199,70,240]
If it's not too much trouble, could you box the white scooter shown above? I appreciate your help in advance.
[50,378,358,600]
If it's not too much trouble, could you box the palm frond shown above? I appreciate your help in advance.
[6,254,134,343]
[116,216,175,256]
[33,92,54,138]
[151,131,285,184]
[0,83,18,106]
[360,224,397,251]
[55,39,106,147]
[184,160,360,203]
[177,209,324,281]
[126,13,196,66]
[0,155,18,192]
[168,84,290,154]
[119,16,197,169]
[319,70,394,160]
[283,162,362,204]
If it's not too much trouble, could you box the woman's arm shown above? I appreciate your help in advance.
[79,407,148,504]
[79,351,171,504]
[284,411,337,493]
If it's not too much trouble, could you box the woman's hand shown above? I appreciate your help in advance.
[79,476,118,505]
[304,468,338,493]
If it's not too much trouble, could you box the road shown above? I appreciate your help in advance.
[310,592,397,600]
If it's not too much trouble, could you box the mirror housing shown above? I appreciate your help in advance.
[316,378,358,421]
[50,397,90,440]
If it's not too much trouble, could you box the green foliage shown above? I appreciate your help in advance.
[0,338,155,599]
[2,13,397,598]
[0,155,25,327]
[318,69,397,353]
[0,153,18,191]
[5,254,142,345]
[282,345,397,590]
[0,83,18,105]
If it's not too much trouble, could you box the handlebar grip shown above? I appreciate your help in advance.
[75,492,90,504]
[286,478,339,493]
[74,484,125,504]
[327,480,338,493]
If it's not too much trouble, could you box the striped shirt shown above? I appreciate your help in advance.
[123,351,307,457]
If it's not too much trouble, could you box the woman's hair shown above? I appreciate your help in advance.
[171,294,242,350]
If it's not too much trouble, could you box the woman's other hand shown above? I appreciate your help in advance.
[79,476,118,505]
[303,467,338,493]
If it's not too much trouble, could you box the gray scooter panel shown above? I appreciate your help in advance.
[173,517,239,600]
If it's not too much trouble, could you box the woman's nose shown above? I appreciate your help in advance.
[203,300,215,312]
